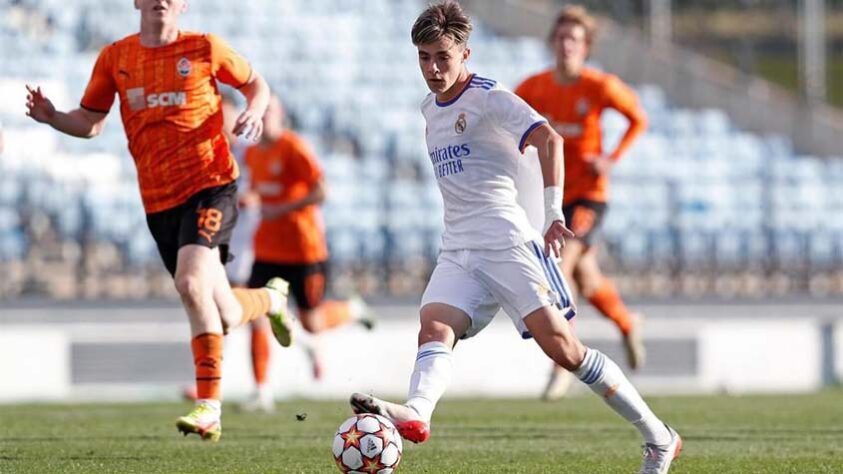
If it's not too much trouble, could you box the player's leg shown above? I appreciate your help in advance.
[576,247,645,369]
[296,264,328,333]
[313,297,376,330]
[240,317,275,412]
[542,238,586,400]
[351,252,490,443]
[170,184,280,440]
[214,256,290,344]
[298,262,375,333]
[523,308,682,472]
[172,244,227,441]
[351,303,470,444]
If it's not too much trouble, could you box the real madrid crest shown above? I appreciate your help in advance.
[177,57,192,78]
[455,113,467,134]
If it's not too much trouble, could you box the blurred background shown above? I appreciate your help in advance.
[0,0,841,402]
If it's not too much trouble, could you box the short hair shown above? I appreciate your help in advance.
[411,1,473,47]
[549,5,597,47]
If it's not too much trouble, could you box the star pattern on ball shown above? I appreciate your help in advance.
[361,456,385,473]
[375,424,394,447]
[342,426,363,450]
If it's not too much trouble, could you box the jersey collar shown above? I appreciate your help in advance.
[435,74,475,108]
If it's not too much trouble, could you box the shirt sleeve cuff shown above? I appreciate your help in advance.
[518,120,547,152]
[80,103,110,114]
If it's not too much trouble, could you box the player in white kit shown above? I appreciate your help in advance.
[349,3,682,473]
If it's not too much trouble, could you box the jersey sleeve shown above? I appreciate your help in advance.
[601,75,647,161]
[486,89,548,152]
[208,34,253,89]
[80,46,117,114]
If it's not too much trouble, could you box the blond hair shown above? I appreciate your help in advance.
[549,5,597,47]
[411,1,473,46]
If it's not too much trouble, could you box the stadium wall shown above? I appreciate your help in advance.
[1,304,839,403]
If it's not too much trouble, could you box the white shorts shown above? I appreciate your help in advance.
[420,240,576,340]
[226,206,260,285]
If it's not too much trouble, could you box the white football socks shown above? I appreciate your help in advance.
[574,348,671,446]
[405,341,454,423]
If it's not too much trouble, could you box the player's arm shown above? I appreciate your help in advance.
[592,76,648,175]
[261,180,326,220]
[25,85,108,139]
[209,34,270,142]
[231,72,270,142]
[526,124,575,257]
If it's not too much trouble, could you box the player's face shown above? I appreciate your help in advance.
[134,0,187,23]
[417,36,470,94]
[552,22,588,74]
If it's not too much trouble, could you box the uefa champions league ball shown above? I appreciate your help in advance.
[332,414,403,473]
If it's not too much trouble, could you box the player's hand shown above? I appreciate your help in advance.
[25,85,56,124]
[544,220,575,258]
[233,109,263,142]
[589,155,615,176]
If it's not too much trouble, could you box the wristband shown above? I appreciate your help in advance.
[543,186,565,233]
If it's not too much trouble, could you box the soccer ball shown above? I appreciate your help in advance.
[332,414,403,473]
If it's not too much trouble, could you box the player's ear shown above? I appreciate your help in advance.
[462,46,471,62]
[133,0,140,10]
[180,1,189,14]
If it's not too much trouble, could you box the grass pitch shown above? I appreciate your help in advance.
[1,392,842,473]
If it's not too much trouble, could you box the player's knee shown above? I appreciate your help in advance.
[174,273,205,306]
[418,319,453,345]
[418,309,457,346]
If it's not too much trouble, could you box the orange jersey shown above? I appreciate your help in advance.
[515,68,647,204]
[247,131,328,265]
[80,32,253,213]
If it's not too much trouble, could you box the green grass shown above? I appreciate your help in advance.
[1,392,843,473]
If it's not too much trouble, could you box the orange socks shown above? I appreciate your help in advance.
[587,279,633,335]
[320,301,354,330]
[251,325,272,385]
[233,288,272,326]
[191,333,223,401]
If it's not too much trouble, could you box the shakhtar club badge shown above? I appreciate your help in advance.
[177,57,192,78]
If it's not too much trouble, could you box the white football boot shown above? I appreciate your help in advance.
[350,392,430,443]
[639,424,683,474]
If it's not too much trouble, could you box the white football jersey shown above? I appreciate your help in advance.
[421,74,548,251]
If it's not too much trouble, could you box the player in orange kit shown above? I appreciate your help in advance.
[25,0,294,441]
[242,95,374,411]
[515,5,648,400]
